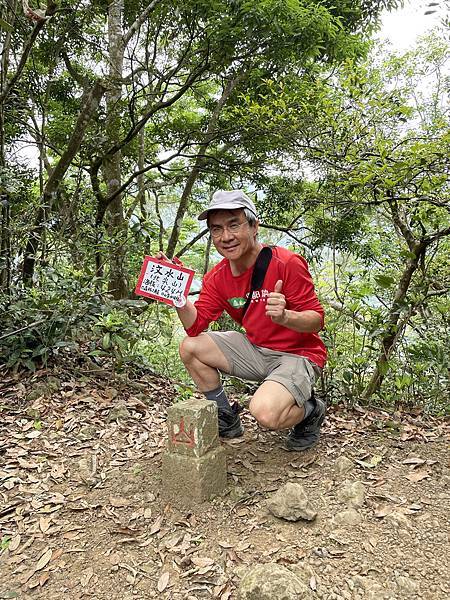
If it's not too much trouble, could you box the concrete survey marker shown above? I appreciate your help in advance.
[166,398,219,458]
[162,399,227,503]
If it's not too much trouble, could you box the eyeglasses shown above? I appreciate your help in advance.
[209,220,249,239]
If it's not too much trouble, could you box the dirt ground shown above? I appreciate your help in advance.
[1,368,449,600]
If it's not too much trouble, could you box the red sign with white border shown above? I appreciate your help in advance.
[135,257,195,307]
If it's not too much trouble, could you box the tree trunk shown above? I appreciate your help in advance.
[0,1,48,107]
[362,243,426,399]
[203,235,212,275]
[0,0,16,293]
[166,164,202,259]
[104,0,128,299]
[0,96,11,291]
[0,197,11,293]
[22,81,105,285]
[165,75,243,258]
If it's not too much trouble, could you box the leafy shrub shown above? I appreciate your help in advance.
[90,308,143,370]
[0,278,103,371]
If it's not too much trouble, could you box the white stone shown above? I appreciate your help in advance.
[267,482,317,522]
[238,563,313,600]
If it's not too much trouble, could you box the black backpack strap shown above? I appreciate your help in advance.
[242,246,273,317]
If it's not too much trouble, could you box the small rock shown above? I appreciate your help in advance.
[46,376,61,392]
[25,407,41,419]
[337,480,366,508]
[238,563,313,600]
[26,383,49,402]
[267,482,317,522]
[395,574,418,597]
[385,511,410,529]
[333,508,362,526]
[335,456,353,476]
[77,425,97,440]
[352,575,385,599]
[107,404,130,422]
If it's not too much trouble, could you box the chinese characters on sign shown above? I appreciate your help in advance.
[135,257,195,307]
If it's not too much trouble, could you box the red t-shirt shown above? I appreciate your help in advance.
[185,246,327,368]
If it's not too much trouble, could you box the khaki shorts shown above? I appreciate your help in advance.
[206,331,321,407]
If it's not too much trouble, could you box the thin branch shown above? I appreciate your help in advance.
[176,229,209,258]
[123,0,161,46]
[259,222,314,251]
[0,319,46,341]
[60,50,89,88]
[0,19,46,105]
[100,141,190,210]
[388,194,417,251]
[324,299,368,328]
[91,61,208,170]
[424,226,450,245]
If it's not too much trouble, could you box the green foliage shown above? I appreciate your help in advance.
[0,273,102,371]
[90,308,142,369]
[0,536,11,551]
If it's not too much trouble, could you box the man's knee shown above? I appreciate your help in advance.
[179,335,202,365]
[249,401,279,430]
[179,333,231,375]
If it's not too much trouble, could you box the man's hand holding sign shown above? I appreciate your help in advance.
[134,252,195,309]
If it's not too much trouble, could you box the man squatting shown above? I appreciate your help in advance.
[156,190,327,451]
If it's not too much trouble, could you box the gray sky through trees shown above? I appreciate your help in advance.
[379,0,443,49]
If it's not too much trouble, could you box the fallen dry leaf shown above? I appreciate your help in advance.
[406,470,430,483]
[227,548,244,564]
[191,556,214,568]
[8,534,21,552]
[80,566,94,587]
[236,541,251,551]
[218,541,234,549]
[48,492,66,505]
[374,503,394,518]
[109,496,131,508]
[51,548,64,562]
[39,516,52,533]
[402,457,426,466]
[149,515,164,535]
[407,503,423,512]
[356,454,383,468]
[35,548,53,571]
[157,571,170,592]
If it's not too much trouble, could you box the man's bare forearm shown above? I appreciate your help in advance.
[278,309,323,333]
[176,299,198,330]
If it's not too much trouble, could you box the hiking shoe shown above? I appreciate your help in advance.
[218,403,244,438]
[284,395,326,451]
